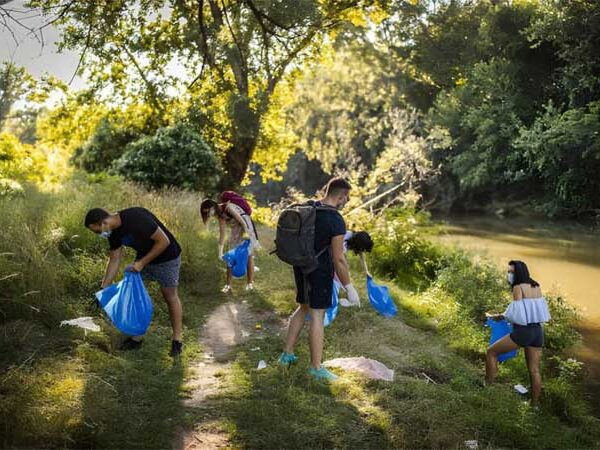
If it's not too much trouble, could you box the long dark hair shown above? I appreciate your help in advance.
[509,260,540,287]
[200,199,219,224]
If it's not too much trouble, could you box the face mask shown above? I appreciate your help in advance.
[99,222,112,239]
[507,272,515,285]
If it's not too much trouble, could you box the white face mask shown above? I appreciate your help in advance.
[507,272,515,285]
[99,222,112,239]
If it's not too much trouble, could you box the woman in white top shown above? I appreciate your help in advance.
[486,260,551,404]
[200,192,261,293]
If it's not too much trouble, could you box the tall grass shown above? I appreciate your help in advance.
[0,173,218,448]
[1,179,599,448]
[361,207,589,425]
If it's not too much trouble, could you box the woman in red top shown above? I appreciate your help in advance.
[201,191,260,293]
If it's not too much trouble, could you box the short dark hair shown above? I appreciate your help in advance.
[200,199,218,224]
[325,177,352,197]
[508,260,539,287]
[84,208,109,227]
[346,231,374,254]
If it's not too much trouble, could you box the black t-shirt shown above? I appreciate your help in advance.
[314,201,346,271]
[108,207,181,264]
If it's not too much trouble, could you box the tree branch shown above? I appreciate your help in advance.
[243,0,293,31]
[118,44,165,113]
[219,0,248,92]
[69,19,93,86]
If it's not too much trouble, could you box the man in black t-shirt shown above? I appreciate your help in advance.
[279,178,360,381]
[85,207,183,356]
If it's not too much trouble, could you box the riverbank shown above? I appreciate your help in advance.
[436,214,600,416]
[1,178,599,448]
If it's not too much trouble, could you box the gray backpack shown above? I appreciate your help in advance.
[274,201,340,274]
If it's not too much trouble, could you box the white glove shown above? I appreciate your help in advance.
[344,283,361,307]
[251,239,262,251]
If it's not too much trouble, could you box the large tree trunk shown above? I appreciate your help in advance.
[223,94,260,188]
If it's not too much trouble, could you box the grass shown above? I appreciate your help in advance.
[1,174,600,448]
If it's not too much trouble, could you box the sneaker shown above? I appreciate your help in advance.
[119,337,143,351]
[278,351,298,367]
[245,283,254,291]
[170,340,183,357]
[308,366,339,382]
[221,284,232,294]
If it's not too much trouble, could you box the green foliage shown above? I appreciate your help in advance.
[31,0,388,185]
[71,117,141,173]
[0,62,35,130]
[0,177,219,448]
[0,132,47,184]
[515,101,600,216]
[431,58,527,193]
[114,123,221,191]
[369,208,444,290]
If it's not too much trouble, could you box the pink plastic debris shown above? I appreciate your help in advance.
[323,357,394,381]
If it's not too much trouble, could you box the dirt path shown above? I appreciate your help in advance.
[173,301,285,450]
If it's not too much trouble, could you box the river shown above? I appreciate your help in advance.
[436,215,600,406]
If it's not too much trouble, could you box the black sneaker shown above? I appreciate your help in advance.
[170,340,183,357]
[119,337,143,351]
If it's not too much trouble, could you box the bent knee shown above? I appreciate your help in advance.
[486,347,497,358]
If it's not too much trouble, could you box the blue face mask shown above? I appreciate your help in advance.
[507,272,515,285]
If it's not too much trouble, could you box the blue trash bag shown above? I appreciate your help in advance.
[222,239,251,278]
[306,279,340,327]
[324,280,341,327]
[485,318,518,363]
[95,271,154,336]
[367,275,397,318]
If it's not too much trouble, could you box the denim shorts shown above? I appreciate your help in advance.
[141,255,181,288]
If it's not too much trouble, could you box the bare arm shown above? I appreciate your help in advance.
[137,227,170,267]
[225,203,259,245]
[332,235,350,286]
[101,247,123,288]
[218,217,226,256]
[218,217,226,245]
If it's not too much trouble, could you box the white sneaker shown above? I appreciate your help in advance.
[254,266,260,272]
[245,283,254,291]
[221,285,232,294]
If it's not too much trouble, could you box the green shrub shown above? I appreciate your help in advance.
[0,131,47,182]
[71,117,141,172]
[114,123,221,191]
[369,208,445,290]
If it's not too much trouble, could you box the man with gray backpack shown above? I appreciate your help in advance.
[274,178,360,381]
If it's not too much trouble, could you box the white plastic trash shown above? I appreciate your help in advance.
[465,440,478,449]
[257,360,267,370]
[514,384,529,395]
[323,357,394,381]
[60,316,100,333]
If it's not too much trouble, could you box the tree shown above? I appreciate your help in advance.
[28,0,386,186]
[0,62,34,130]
